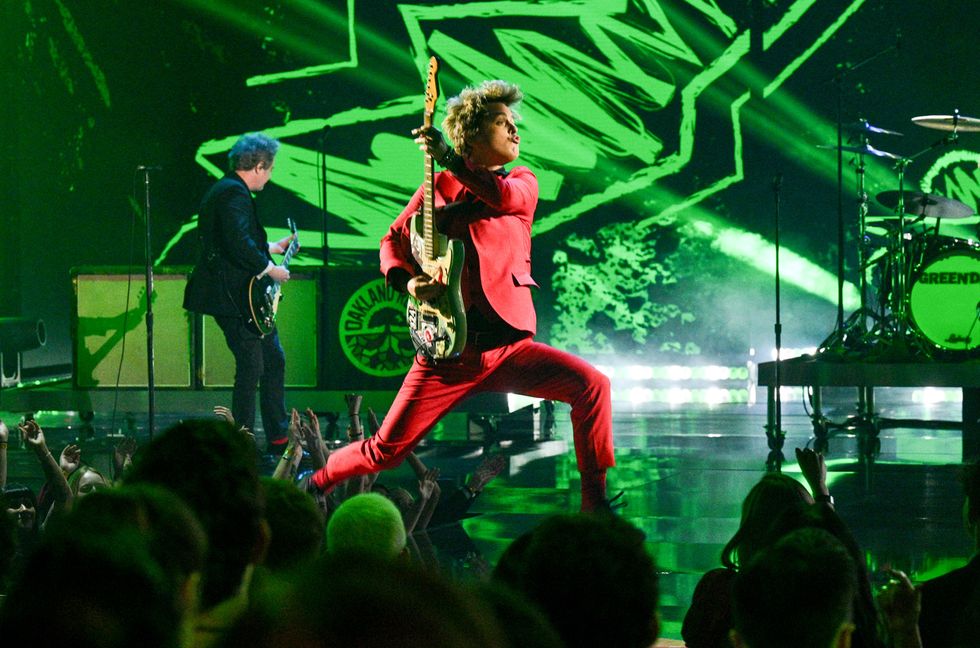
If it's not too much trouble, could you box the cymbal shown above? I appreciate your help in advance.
[866,215,979,240]
[816,142,901,159]
[911,114,980,133]
[844,120,903,136]
[875,191,974,219]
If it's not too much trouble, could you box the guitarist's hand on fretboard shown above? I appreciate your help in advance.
[269,233,298,255]
[407,274,446,303]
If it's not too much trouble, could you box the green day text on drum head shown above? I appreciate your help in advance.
[909,244,980,351]
[339,279,416,377]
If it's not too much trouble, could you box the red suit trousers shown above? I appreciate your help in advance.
[312,337,615,501]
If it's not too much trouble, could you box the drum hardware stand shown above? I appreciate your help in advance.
[806,384,880,490]
[818,134,888,356]
[825,37,902,349]
[765,173,786,472]
[868,129,961,360]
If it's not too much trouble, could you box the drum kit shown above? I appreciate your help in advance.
[819,111,980,358]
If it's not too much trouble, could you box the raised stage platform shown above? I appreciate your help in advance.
[758,356,980,468]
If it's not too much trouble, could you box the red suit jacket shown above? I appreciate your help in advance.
[379,165,540,334]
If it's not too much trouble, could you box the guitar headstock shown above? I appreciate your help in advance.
[424,56,439,128]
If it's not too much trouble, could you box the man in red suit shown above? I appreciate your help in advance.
[310,80,616,510]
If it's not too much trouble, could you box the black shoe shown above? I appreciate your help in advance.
[595,490,627,514]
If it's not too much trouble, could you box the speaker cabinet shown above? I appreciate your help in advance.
[73,270,319,388]
[74,271,192,388]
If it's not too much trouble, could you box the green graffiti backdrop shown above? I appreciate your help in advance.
[8,0,979,375]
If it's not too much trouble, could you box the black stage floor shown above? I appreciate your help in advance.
[1,388,974,643]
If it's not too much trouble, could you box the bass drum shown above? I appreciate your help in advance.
[908,241,980,352]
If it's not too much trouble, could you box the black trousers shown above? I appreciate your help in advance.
[214,315,288,445]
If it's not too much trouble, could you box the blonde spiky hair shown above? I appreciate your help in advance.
[442,80,523,157]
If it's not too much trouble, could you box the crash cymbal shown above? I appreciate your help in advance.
[875,191,974,219]
[844,119,903,136]
[911,114,980,133]
[816,142,901,159]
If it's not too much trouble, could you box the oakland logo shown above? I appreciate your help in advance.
[338,279,416,377]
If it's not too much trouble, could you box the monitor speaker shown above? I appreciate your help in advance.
[201,274,319,387]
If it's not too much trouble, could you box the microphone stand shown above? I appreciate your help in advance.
[139,167,157,439]
[766,173,786,472]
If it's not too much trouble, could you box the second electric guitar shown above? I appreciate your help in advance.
[406,56,467,360]
[246,218,299,336]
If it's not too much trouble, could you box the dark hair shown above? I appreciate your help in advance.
[761,504,880,648]
[721,473,812,570]
[66,485,207,603]
[124,419,263,610]
[0,527,180,648]
[221,553,507,648]
[259,477,323,571]
[493,513,659,648]
[228,132,279,171]
[733,528,857,648]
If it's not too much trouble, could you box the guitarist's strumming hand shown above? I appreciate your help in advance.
[267,265,290,283]
[407,274,446,303]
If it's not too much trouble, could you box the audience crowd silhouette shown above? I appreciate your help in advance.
[0,406,977,647]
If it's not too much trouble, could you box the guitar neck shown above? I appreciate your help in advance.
[420,55,440,262]
[422,120,436,260]
[281,241,298,269]
[280,220,299,270]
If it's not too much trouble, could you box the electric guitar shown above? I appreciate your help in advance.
[406,56,467,360]
[246,218,299,336]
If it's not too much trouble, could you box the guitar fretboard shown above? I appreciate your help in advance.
[422,118,436,260]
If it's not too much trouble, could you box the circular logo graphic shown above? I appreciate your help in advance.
[338,278,415,377]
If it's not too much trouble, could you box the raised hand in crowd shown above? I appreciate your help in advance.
[59,443,81,475]
[343,394,373,497]
[18,419,72,523]
[213,405,235,425]
[796,446,832,502]
[298,407,327,469]
[273,408,305,481]
[875,568,922,648]
[404,453,442,534]
[112,436,137,481]
[468,453,507,494]
[213,405,255,440]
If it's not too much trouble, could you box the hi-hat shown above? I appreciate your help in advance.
[912,114,980,133]
[844,119,903,136]
[876,191,974,219]
[817,142,901,159]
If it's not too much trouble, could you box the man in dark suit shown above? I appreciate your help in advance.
[184,132,293,451]
[308,81,616,511]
